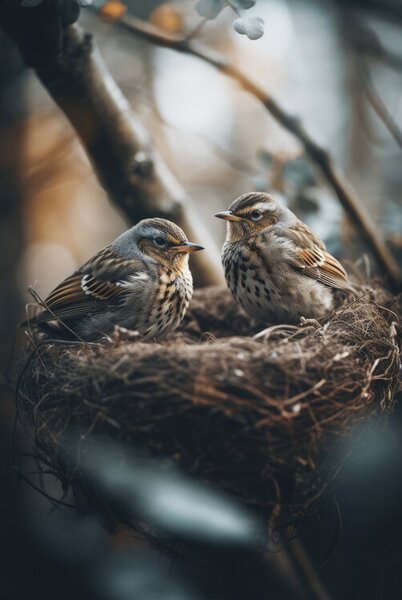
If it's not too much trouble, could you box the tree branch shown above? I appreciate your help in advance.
[360,63,402,149]
[351,25,402,71]
[113,12,402,291]
[0,0,223,287]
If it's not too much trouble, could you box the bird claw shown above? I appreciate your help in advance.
[110,325,140,343]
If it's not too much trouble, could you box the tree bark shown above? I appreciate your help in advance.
[0,1,223,287]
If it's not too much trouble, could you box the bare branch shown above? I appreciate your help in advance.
[351,25,402,71]
[0,1,223,287]
[114,12,402,291]
[360,63,402,149]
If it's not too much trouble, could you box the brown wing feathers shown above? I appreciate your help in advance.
[81,274,124,300]
[45,275,84,308]
[288,222,352,291]
[30,246,138,325]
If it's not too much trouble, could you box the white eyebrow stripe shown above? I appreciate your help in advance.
[251,201,276,212]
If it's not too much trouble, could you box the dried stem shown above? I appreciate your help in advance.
[0,1,223,287]
[114,13,402,291]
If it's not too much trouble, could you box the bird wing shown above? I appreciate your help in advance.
[282,222,352,291]
[31,246,148,324]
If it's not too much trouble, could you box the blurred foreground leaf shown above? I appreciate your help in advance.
[66,437,260,547]
[93,552,202,600]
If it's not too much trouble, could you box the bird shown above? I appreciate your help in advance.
[215,192,355,325]
[25,218,204,341]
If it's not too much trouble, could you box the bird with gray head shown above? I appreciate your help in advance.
[26,218,204,341]
[215,192,355,325]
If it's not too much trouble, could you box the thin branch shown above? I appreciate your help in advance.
[185,16,209,42]
[360,63,402,149]
[0,1,223,287]
[351,26,402,71]
[113,12,402,291]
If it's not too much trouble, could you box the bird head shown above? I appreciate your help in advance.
[133,218,204,270]
[215,192,289,242]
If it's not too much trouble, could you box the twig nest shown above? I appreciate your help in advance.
[19,285,401,527]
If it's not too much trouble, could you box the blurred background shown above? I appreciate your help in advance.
[18,0,402,297]
[0,0,401,598]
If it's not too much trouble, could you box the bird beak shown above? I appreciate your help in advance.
[214,210,243,222]
[177,241,204,253]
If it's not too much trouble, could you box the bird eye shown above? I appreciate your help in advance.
[250,209,263,221]
[154,236,166,247]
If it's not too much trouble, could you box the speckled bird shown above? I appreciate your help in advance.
[27,218,203,341]
[215,192,354,324]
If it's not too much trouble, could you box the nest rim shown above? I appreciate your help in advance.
[18,284,401,536]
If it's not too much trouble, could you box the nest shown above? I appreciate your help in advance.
[19,284,401,530]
